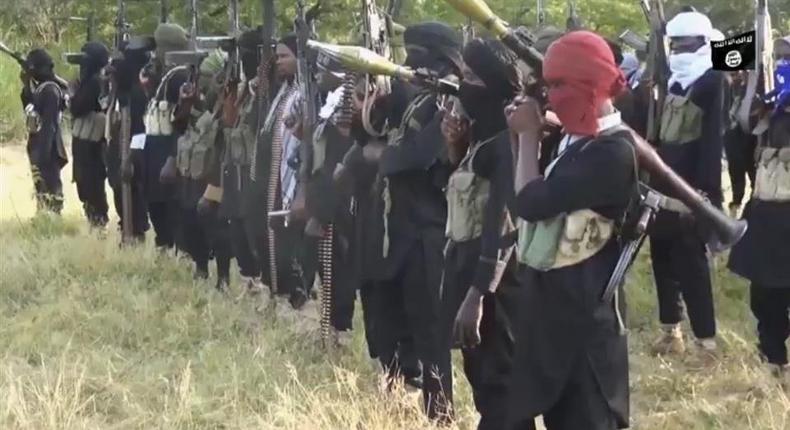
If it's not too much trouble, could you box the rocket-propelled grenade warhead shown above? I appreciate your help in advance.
[307,40,459,94]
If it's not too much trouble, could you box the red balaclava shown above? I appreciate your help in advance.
[543,31,626,136]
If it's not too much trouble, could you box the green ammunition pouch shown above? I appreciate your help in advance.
[176,109,219,180]
[516,209,614,271]
[659,89,703,145]
[446,139,491,242]
[753,147,790,202]
[222,93,256,168]
[71,111,106,142]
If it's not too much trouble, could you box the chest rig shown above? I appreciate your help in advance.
[753,111,790,203]
[26,81,65,135]
[445,137,492,242]
[516,133,635,271]
[143,66,186,137]
[659,86,703,145]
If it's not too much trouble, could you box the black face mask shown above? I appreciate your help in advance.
[457,81,508,140]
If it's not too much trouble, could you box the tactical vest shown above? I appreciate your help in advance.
[753,147,790,202]
[445,137,492,242]
[26,81,65,134]
[143,66,186,137]
[71,111,106,142]
[516,135,627,271]
[176,108,220,180]
[222,87,256,168]
[659,87,703,145]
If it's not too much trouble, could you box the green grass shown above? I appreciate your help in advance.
[0,144,788,429]
[0,55,25,143]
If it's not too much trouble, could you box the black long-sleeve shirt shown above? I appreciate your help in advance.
[462,131,515,293]
[515,132,636,224]
[655,70,726,207]
[70,75,102,118]
[24,81,66,168]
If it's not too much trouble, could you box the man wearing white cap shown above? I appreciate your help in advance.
[648,10,727,364]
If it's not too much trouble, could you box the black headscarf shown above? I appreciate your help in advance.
[459,38,525,140]
[26,49,54,81]
[404,22,462,75]
[239,27,263,79]
[80,42,110,81]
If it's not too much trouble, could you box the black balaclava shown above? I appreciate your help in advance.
[118,45,152,93]
[26,49,55,82]
[239,27,263,80]
[460,38,523,141]
[79,41,110,82]
[403,22,462,77]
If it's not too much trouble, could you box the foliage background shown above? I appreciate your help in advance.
[0,0,788,140]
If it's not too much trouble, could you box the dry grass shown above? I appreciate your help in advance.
[0,143,788,429]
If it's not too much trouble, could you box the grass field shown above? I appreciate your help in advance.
[0,141,788,430]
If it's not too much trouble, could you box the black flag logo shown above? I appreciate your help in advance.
[711,31,756,71]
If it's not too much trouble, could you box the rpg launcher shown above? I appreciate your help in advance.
[1,41,69,89]
[307,41,460,95]
[441,0,543,75]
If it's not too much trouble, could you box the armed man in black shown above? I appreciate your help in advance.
[508,30,635,430]
[173,50,232,287]
[21,49,68,214]
[438,38,527,430]
[70,42,111,229]
[729,35,790,383]
[107,37,153,242]
[247,34,304,302]
[217,29,270,294]
[648,11,725,361]
[138,23,191,251]
[376,22,463,420]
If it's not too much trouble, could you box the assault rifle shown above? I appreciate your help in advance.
[295,0,321,187]
[439,0,747,298]
[189,0,199,42]
[160,0,169,23]
[619,29,648,53]
[566,0,582,30]
[105,0,135,243]
[736,0,774,133]
[637,0,669,144]
[256,0,276,133]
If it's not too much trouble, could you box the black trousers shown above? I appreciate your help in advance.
[230,217,259,278]
[202,213,232,280]
[384,236,446,419]
[751,285,790,366]
[253,219,309,297]
[180,206,211,273]
[148,200,179,249]
[31,161,63,214]
[650,222,716,339]
[375,280,422,380]
[109,179,148,239]
[72,139,109,227]
[724,128,756,206]
[440,243,525,430]
[537,358,621,430]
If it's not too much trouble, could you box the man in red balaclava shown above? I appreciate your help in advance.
[505,31,637,430]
